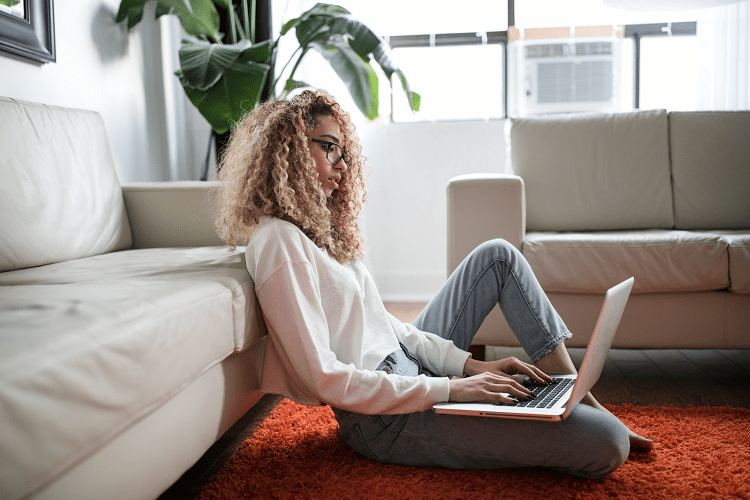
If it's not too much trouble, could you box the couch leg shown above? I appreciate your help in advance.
[468,345,486,361]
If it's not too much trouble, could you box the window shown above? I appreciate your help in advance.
[280,0,747,121]
[627,23,700,110]
[512,1,707,115]
[334,0,508,122]
[390,37,506,121]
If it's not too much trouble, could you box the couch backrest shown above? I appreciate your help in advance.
[669,111,750,230]
[511,109,674,232]
[0,98,132,272]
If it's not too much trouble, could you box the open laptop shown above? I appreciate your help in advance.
[433,277,634,421]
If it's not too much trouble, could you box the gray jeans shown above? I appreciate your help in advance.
[333,239,629,478]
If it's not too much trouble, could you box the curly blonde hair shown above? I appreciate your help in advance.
[214,90,367,263]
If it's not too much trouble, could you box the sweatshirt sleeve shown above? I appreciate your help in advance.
[255,260,452,415]
[388,314,471,378]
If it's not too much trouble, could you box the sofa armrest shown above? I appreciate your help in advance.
[447,174,526,274]
[121,182,225,248]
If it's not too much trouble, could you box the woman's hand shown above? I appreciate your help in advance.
[449,372,533,404]
[448,356,556,405]
[464,356,555,385]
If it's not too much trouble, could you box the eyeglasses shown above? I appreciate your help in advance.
[310,138,351,166]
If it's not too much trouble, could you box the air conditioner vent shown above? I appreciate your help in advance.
[525,43,567,59]
[537,59,613,104]
[575,41,612,56]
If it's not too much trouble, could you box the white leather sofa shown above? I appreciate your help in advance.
[0,98,268,500]
[448,109,750,350]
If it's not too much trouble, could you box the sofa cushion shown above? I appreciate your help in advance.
[669,111,750,229]
[0,98,132,272]
[522,230,729,294]
[511,109,673,232]
[706,231,750,294]
[0,247,263,500]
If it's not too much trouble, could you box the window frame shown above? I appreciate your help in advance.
[624,22,697,109]
[384,1,699,120]
[388,31,509,120]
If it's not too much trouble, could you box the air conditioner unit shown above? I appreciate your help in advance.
[520,39,623,115]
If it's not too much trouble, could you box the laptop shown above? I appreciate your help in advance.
[433,277,634,421]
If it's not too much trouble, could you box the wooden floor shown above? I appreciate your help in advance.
[159,301,750,499]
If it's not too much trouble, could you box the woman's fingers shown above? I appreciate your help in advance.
[467,372,533,402]
[524,364,556,384]
[487,374,532,399]
[450,373,532,403]
[503,357,555,385]
[491,391,524,405]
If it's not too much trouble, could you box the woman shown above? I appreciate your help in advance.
[216,90,651,478]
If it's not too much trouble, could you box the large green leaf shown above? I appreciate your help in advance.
[116,0,220,40]
[178,38,271,91]
[284,79,311,93]
[236,39,272,63]
[371,44,421,112]
[327,16,379,57]
[280,3,350,36]
[176,59,270,133]
[166,0,220,40]
[179,39,246,91]
[324,15,420,112]
[115,0,149,29]
[293,15,330,48]
[310,36,379,120]
[394,69,421,112]
[115,0,419,131]
[287,3,420,114]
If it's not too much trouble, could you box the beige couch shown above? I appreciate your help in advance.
[448,109,750,350]
[0,98,267,500]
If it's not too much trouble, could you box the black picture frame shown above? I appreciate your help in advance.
[0,0,55,63]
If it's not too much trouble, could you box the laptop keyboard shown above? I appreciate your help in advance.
[514,377,575,408]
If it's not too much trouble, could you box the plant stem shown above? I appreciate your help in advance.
[233,15,246,40]
[271,45,304,94]
[287,48,307,81]
[243,0,253,42]
[227,1,238,43]
[284,47,308,89]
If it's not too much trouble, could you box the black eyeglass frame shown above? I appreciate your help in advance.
[310,138,351,166]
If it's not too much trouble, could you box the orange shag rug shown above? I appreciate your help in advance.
[198,399,750,499]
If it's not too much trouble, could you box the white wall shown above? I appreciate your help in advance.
[359,119,510,301]
[0,0,209,182]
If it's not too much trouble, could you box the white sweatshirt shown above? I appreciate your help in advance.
[245,217,470,415]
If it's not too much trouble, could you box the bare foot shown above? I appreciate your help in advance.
[583,393,654,450]
[628,429,654,450]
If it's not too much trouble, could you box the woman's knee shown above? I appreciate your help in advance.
[588,435,629,478]
[580,412,630,478]
[469,238,519,265]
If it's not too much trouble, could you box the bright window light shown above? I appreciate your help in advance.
[340,0,508,35]
[639,36,701,111]
[392,44,505,121]
[514,0,706,27]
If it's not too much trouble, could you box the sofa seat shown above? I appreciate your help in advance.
[0,246,258,500]
[523,230,731,294]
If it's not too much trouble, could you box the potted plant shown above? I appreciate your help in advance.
[115,0,420,137]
